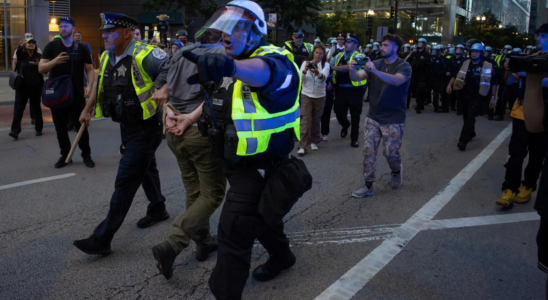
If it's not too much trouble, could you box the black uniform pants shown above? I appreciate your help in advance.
[459,94,483,144]
[321,88,335,136]
[415,82,430,111]
[502,118,547,193]
[93,118,166,244]
[50,99,91,158]
[407,80,416,109]
[497,84,517,116]
[440,77,451,112]
[334,86,365,142]
[11,85,43,134]
[495,83,507,116]
[209,164,292,300]
[430,77,443,111]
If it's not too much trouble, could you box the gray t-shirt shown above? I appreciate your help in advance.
[155,43,225,114]
[365,57,412,124]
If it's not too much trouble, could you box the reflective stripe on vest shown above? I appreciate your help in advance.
[452,59,492,96]
[95,41,158,120]
[332,51,367,86]
[232,45,302,156]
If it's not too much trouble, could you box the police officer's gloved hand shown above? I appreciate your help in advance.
[183,51,236,85]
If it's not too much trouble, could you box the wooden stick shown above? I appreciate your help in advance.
[66,124,86,163]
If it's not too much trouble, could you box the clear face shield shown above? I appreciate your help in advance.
[196,6,263,55]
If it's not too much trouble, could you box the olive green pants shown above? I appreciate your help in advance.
[165,127,227,254]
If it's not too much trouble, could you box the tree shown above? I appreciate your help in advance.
[141,0,219,28]
[461,9,534,49]
[258,0,322,29]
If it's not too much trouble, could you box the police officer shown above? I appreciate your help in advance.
[429,45,448,113]
[328,33,346,61]
[74,13,169,255]
[399,43,411,59]
[369,42,381,60]
[446,44,466,113]
[331,33,367,147]
[284,28,313,68]
[364,43,373,56]
[405,45,417,108]
[407,38,430,114]
[450,42,498,151]
[173,1,310,298]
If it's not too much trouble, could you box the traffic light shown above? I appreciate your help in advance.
[367,15,373,30]
[390,6,395,19]
[410,14,415,23]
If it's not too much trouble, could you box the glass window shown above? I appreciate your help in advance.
[6,7,28,70]
[6,0,27,6]
[0,7,5,70]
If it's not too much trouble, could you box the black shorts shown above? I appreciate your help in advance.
[538,216,548,274]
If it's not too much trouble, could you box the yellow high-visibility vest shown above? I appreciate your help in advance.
[285,41,313,55]
[232,45,302,156]
[95,42,157,120]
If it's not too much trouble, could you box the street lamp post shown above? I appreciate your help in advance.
[367,9,374,43]
[476,15,486,35]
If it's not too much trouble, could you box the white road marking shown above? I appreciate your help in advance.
[425,212,540,230]
[0,173,76,191]
[279,212,539,247]
[315,123,513,300]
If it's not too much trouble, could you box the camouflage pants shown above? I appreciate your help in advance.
[363,117,405,183]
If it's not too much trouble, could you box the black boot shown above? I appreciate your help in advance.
[457,142,466,151]
[252,249,296,282]
[195,237,218,262]
[73,235,111,255]
[137,210,169,228]
[152,241,177,280]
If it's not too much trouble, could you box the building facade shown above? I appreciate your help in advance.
[529,0,547,32]
[1,0,49,70]
[320,0,530,44]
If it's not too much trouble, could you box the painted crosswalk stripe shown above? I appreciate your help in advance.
[0,173,76,191]
[315,123,513,300]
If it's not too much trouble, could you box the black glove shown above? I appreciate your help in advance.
[183,51,236,85]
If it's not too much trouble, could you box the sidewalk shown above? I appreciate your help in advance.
[0,77,16,105]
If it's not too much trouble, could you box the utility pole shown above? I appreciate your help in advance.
[394,0,399,34]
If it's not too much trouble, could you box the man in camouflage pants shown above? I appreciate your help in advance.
[347,34,412,197]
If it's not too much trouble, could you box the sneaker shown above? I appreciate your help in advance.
[54,156,72,168]
[515,186,533,204]
[310,144,319,151]
[392,164,403,189]
[350,141,359,148]
[35,131,42,136]
[321,135,329,141]
[8,132,18,140]
[496,189,516,208]
[352,185,374,198]
[73,235,111,255]
[297,148,305,156]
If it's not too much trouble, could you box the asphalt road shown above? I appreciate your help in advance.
[0,102,545,300]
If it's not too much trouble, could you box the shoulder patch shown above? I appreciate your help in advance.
[152,48,167,60]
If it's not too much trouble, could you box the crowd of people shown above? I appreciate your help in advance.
[5,1,548,299]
